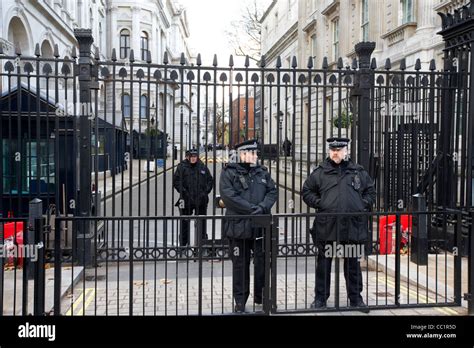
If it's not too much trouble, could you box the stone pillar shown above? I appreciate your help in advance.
[151,11,157,62]
[132,6,141,59]
[371,0,384,55]
[107,5,118,57]
[77,0,84,27]
[417,0,436,31]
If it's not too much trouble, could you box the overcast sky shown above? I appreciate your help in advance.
[178,0,270,67]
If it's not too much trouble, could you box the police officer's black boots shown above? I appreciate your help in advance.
[234,303,246,313]
[349,298,369,313]
[310,299,327,309]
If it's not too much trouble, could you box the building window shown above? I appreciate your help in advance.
[120,29,130,59]
[401,0,413,24]
[2,139,55,194]
[141,31,149,61]
[2,139,17,194]
[122,94,131,117]
[333,18,339,61]
[91,134,106,155]
[26,140,55,193]
[361,0,369,41]
[140,95,148,119]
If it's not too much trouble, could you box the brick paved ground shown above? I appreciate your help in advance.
[61,258,467,316]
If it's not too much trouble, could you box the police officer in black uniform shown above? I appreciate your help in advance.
[301,137,375,311]
[174,148,213,247]
[219,139,277,313]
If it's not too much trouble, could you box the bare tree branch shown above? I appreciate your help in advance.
[225,0,270,63]
[214,108,229,144]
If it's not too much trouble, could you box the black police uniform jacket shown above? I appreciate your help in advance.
[173,159,213,206]
[301,158,376,242]
[219,163,278,239]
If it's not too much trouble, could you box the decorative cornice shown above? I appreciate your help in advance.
[303,18,317,33]
[321,0,340,17]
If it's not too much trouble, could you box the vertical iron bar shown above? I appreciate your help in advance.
[454,212,462,305]
[33,217,45,315]
[270,216,278,314]
[469,210,474,314]
[54,217,61,315]
[395,214,401,306]
[263,218,271,315]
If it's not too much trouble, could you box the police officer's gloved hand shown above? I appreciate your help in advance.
[314,199,321,209]
[362,199,370,211]
[251,206,264,215]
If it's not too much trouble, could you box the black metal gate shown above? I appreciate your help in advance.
[1,4,474,316]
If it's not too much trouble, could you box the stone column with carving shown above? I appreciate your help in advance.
[132,5,141,59]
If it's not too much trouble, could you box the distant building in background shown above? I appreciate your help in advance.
[231,95,255,146]
[259,0,467,165]
[106,0,196,153]
[0,0,195,215]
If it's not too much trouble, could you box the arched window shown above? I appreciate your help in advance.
[140,95,148,118]
[7,17,30,55]
[40,40,53,58]
[140,31,149,61]
[120,29,130,59]
[122,94,131,117]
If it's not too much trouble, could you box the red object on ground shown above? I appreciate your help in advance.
[3,221,24,266]
[378,215,412,254]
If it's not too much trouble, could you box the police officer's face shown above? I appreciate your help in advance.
[240,150,258,164]
[329,147,347,164]
[189,155,198,164]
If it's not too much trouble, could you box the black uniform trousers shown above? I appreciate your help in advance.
[229,237,264,306]
[179,203,208,246]
[315,242,363,304]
